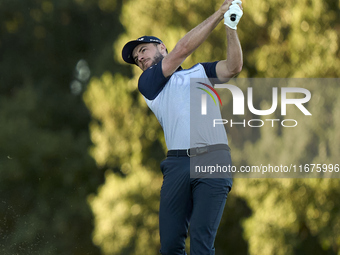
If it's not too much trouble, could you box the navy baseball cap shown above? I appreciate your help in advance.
[122,36,163,65]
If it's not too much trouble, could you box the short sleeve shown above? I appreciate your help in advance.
[200,61,219,78]
[138,60,170,100]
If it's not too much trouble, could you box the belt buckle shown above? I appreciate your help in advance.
[187,147,209,157]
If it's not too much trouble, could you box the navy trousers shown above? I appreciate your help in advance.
[159,150,232,255]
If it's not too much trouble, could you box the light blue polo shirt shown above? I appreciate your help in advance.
[138,60,228,150]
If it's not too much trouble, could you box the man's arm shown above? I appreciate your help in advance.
[162,0,235,78]
[215,26,243,81]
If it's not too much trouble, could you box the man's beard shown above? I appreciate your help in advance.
[151,51,164,66]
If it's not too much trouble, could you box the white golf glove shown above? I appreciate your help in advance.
[224,0,243,30]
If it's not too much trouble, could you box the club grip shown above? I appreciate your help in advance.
[230,14,236,21]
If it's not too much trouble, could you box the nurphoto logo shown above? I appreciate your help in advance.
[199,83,312,128]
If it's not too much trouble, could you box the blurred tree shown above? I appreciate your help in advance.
[88,168,162,255]
[0,0,127,254]
[83,71,166,254]
[0,86,100,254]
[85,0,340,254]
[230,0,340,254]
[234,80,340,255]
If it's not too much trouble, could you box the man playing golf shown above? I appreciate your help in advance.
[122,0,243,254]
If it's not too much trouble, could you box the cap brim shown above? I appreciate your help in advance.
[122,40,146,65]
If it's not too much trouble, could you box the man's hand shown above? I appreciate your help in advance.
[224,0,243,30]
[219,0,233,14]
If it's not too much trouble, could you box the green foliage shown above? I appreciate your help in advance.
[0,86,100,254]
[83,71,166,254]
[83,72,166,172]
[230,80,340,254]
[243,0,340,78]
[89,169,162,255]
[0,0,127,254]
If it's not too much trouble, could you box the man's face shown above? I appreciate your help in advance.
[132,43,164,71]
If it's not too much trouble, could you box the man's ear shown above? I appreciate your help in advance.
[158,43,168,56]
